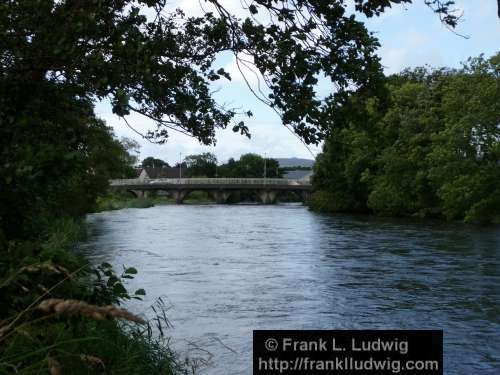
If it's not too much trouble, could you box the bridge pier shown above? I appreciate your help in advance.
[259,190,277,204]
[111,178,312,205]
[171,190,188,204]
[211,190,231,204]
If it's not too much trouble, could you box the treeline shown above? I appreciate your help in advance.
[142,152,284,178]
[311,53,500,224]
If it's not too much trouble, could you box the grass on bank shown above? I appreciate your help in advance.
[95,191,305,212]
[94,191,216,212]
[94,193,163,212]
[0,217,186,375]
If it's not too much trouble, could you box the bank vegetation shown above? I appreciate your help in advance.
[311,53,500,224]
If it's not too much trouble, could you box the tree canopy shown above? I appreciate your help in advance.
[142,157,169,168]
[218,153,283,178]
[0,0,463,146]
[311,53,500,223]
[0,85,138,238]
[184,153,218,177]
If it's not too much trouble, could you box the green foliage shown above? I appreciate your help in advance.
[127,199,157,209]
[1,0,455,146]
[308,190,357,213]
[184,152,217,177]
[142,157,169,168]
[91,263,146,305]
[0,84,140,240]
[0,219,184,374]
[38,218,86,268]
[313,53,500,223]
[94,193,166,212]
[183,191,213,203]
[218,153,283,178]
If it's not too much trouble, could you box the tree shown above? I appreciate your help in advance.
[0,0,462,146]
[86,124,142,182]
[121,137,141,169]
[312,53,500,223]
[218,153,283,178]
[184,153,217,177]
[142,157,169,168]
[426,54,500,222]
[0,85,139,239]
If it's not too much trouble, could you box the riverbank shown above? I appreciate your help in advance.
[0,217,185,374]
[96,191,305,212]
[95,192,167,211]
[307,190,500,224]
[94,192,219,212]
[307,190,359,214]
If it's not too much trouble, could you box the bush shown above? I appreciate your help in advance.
[94,193,160,212]
[311,54,500,223]
[308,191,346,212]
[0,219,184,375]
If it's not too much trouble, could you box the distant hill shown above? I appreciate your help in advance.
[274,157,314,168]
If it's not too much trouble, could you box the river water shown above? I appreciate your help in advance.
[79,204,500,374]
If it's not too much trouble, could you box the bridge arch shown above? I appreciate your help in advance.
[110,178,312,205]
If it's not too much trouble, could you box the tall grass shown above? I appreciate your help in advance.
[94,192,186,212]
[0,217,185,374]
[95,193,156,212]
[95,191,225,212]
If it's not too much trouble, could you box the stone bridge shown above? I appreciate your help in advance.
[109,178,312,204]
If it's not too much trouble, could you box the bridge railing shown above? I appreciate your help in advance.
[110,178,311,186]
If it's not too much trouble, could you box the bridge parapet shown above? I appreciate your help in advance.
[109,177,312,203]
[110,178,311,187]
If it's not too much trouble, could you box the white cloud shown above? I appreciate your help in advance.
[377,29,445,73]
[223,53,267,89]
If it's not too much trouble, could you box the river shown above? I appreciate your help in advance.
[78,204,500,374]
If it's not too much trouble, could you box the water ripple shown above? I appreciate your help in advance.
[80,205,500,374]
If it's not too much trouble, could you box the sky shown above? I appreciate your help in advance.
[94,0,500,166]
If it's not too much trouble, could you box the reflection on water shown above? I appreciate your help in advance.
[79,204,500,374]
